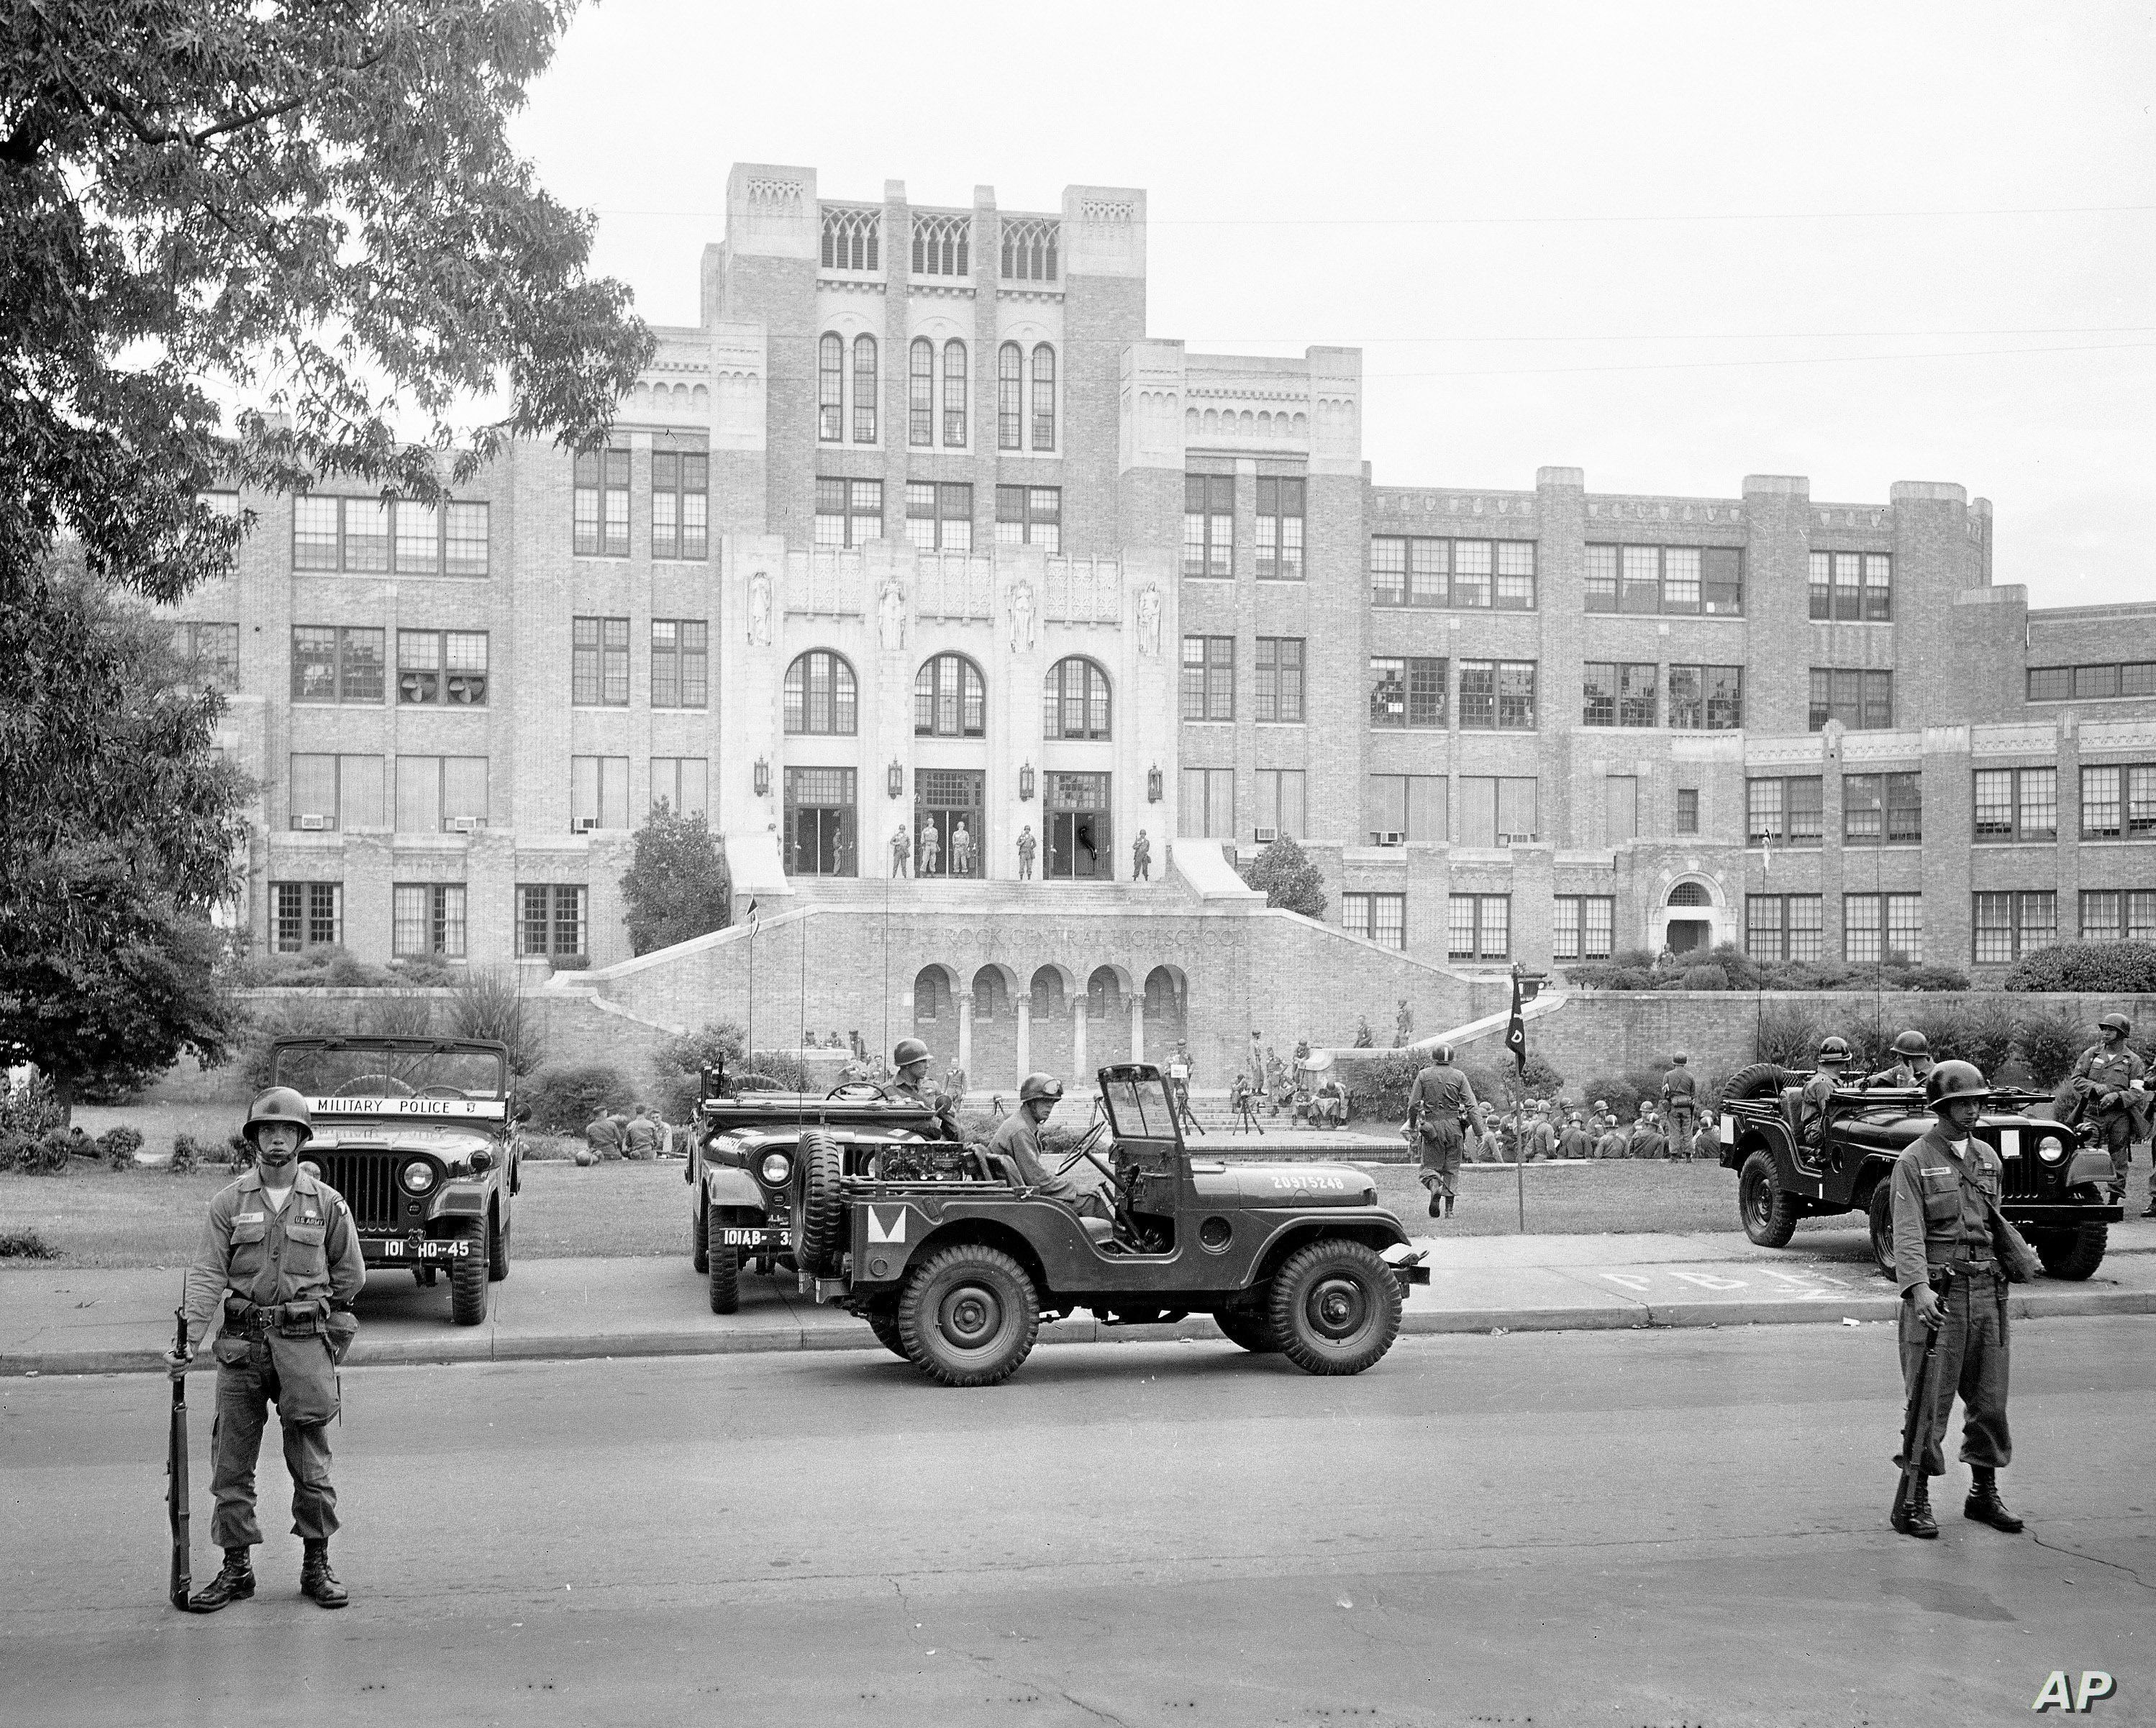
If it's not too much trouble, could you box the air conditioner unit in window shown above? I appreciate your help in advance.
[448,817,478,834]
[299,813,328,832]
[1378,832,1406,847]
[575,817,598,833]
[1252,827,1278,844]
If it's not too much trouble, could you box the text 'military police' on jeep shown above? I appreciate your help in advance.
[270,1037,525,1325]
[712,1061,1429,1386]
[1716,1059,2122,1280]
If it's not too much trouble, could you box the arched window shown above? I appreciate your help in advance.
[914,653,986,737]
[783,650,858,735]
[1030,968,1065,1020]
[817,333,843,442]
[913,966,951,1023]
[1031,344,1056,450]
[908,339,933,447]
[1087,966,1122,1019]
[997,342,1024,450]
[973,968,1009,1021]
[942,339,968,447]
[851,335,877,444]
[1668,881,1711,907]
[1042,657,1111,740]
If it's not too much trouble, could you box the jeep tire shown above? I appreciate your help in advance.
[487,1201,511,1282]
[1738,1150,1800,1248]
[2032,1222,2107,1281]
[706,1245,740,1314]
[1214,1301,1280,1355]
[896,1244,1041,1387]
[1866,1180,1896,1279]
[449,1224,490,1326]
[864,1308,909,1360]
[791,1130,845,1278]
[1722,1062,1799,1105]
[1268,1240,1401,1375]
[692,1193,709,1273]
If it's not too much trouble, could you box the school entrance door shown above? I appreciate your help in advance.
[914,769,983,878]
[1047,772,1111,879]
[783,767,857,877]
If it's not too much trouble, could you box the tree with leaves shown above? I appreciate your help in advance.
[620,807,734,958]
[2,2,650,1100]
[1239,835,1327,921]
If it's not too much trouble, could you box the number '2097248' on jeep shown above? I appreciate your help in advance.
[735,1063,1430,1388]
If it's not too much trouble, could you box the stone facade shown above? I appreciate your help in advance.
[171,161,2156,1058]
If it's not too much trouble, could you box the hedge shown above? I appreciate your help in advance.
[2003,942,2156,994]
[525,1064,635,1133]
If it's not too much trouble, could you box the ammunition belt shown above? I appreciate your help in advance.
[224,1297,328,1337]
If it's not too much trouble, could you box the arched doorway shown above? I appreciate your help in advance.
[1655,878,1729,958]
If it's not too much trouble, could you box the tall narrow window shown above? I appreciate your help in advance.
[994,486,1061,552]
[1254,638,1305,723]
[1183,476,1234,577]
[909,339,934,447]
[914,653,986,737]
[997,342,1023,450]
[851,336,878,443]
[1030,343,1055,449]
[1181,637,1234,722]
[783,650,858,735]
[818,334,843,441]
[1044,658,1111,740]
[650,450,708,560]
[814,478,883,549]
[906,482,973,552]
[572,616,629,706]
[1254,477,1305,580]
[941,340,968,447]
[572,447,629,557]
[651,619,709,709]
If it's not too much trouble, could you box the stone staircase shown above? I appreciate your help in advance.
[785,877,1188,915]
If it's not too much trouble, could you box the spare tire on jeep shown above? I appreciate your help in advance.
[791,1129,845,1278]
[1721,1062,1799,1104]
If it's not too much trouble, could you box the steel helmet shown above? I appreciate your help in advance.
[244,1086,314,1146]
[892,1037,931,1069]
[1670,1052,1688,1065]
[1019,1073,1064,1107]
[1925,1060,1990,1112]
[1892,1029,1930,1057]
[2098,1011,2132,1035]
[1432,1044,1454,1065]
[1817,1036,1852,1065]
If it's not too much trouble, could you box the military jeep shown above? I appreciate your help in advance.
[1717,1061,2123,1281]
[772,1062,1429,1387]
[686,1068,959,1314]
[271,1036,524,1325]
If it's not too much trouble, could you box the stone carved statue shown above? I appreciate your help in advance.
[1136,583,1162,657]
[745,572,773,646]
[878,577,906,652]
[1009,578,1036,654]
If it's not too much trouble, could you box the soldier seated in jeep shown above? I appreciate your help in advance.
[987,1073,1115,1225]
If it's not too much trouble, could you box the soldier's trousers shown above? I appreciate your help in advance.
[209,1332,341,1548]
[2092,1111,2132,1196]
[1665,1104,1696,1160]
[1418,1126,1465,1199]
[1897,1273,2011,1478]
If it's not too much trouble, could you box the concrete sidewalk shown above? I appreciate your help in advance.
[6,1219,2152,1376]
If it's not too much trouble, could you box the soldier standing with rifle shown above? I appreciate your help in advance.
[163,1088,364,1610]
[1886,1060,2042,1539]
[2071,1011,2147,1210]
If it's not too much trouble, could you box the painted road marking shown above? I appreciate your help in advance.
[1668,1270,1747,1291]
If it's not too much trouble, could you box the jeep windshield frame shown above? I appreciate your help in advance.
[271,1037,510,1104]
[1099,1066,1180,1142]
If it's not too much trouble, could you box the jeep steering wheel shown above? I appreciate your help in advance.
[1055,1138,1123,1204]
[825,1081,893,1102]
[414,1086,469,1100]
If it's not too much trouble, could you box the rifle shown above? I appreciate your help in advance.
[166,1295,192,1611]
[1891,1266,1956,1527]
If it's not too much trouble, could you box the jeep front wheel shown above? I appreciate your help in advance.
[487,1201,511,1282]
[1866,1181,1895,1279]
[2034,1222,2107,1281]
[692,1192,709,1273]
[707,1212,740,1316]
[1268,1240,1401,1375]
[449,1226,490,1326]
[896,1245,1040,1387]
[1738,1150,1800,1248]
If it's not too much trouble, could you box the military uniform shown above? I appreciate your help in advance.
[987,1109,1111,1220]
[1629,1118,1668,1160]
[1888,1123,2038,1480]
[1865,1060,1932,1090]
[1660,1065,1698,1158]
[894,1077,960,1140]
[180,1168,365,1555]
[1408,1061,1478,1204]
[1556,1122,1591,1159]
[1798,1068,1842,1148]
[2070,1040,2148,1201]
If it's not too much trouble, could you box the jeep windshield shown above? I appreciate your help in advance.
[273,1040,509,1104]
[1100,1069,1179,1139]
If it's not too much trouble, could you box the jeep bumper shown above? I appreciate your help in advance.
[2006,1203,2125,1228]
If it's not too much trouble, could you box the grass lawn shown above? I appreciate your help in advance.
[2,1153,1845,1270]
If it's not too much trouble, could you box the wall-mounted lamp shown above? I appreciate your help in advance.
[1147,763,1163,804]
[887,760,904,801]
[1018,762,1035,801]
[752,757,770,798]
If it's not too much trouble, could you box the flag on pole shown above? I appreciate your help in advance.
[1505,971,1528,1078]
[746,896,760,935]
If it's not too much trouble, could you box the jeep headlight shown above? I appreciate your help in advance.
[400,1160,437,1195]
[759,1152,792,1185]
[2035,1135,2067,1164]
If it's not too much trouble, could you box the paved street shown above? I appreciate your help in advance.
[1,1316,2147,1727]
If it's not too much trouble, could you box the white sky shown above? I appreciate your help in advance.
[514,0,2156,609]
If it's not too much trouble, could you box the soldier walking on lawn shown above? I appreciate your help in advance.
[163,1088,365,1611]
[1408,1045,1478,1220]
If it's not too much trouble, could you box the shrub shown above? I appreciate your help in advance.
[36,1127,76,1173]
[1893,963,1971,992]
[524,1063,634,1132]
[2003,941,2156,994]
[0,1129,35,1172]
[240,1001,347,1093]
[1567,962,1658,991]
[388,956,458,988]
[1609,947,1657,971]
[0,1227,56,1259]
[1680,963,1728,991]
[549,953,591,973]
[1238,835,1326,919]
[621,805,734,955]
[1753,1003,1821,1070]
[170,1133,203,1175]
[99,1125,145,1171]
[2012,1002,2086,1090]
[359,993,434,1039]
[448,968,547,1077]
[320,951,395,988]
[1575,1076,1643,1122]
[0,1071,66,1139]
[655,1022,746,1083]
[226,1133,254,1170]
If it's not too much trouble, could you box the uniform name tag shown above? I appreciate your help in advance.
[234,1212,265,1224]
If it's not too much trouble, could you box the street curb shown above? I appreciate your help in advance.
[9,1285,2150,1378]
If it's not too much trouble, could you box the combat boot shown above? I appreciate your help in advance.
[299,1539,349,1608]
[1427,1191,1441,1218]
[1891,1483,1938,1539]
[186,1547,255,1611]
[1964,1467,2024,1532]
[1443,1195,1455,1218]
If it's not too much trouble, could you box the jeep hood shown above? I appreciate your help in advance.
[1188,1160,1378,1206]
